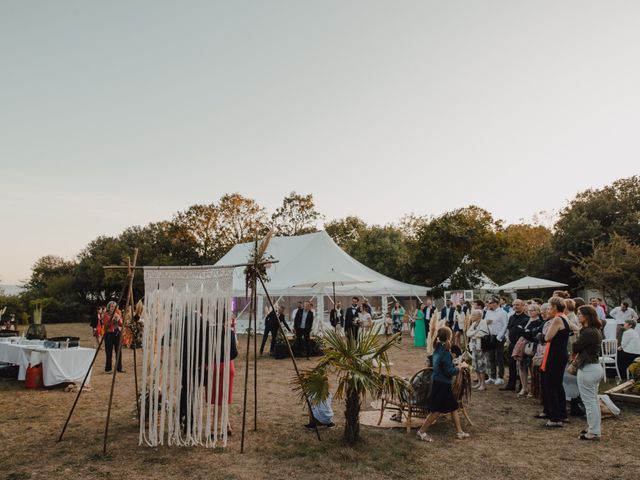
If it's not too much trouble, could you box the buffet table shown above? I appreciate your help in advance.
[0,338,96,386]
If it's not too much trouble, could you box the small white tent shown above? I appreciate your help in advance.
[496,276,568,291]
[214,231,429,332]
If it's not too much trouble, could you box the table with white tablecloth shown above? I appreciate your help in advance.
[0,339,95,386]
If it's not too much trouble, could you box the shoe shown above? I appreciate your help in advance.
[533,413,548,419]
[485,378,495,385]
[579,429,588,435]
[117,369,126,373]
[578,433,600,441]
[325,422,336,429]
[499,386,515,391]
[456,432,470,439]
[104,370,112,373]
[494,378,505,385]
[543,421,563,428]
[304,423,316,430]
[416,431,433,442]
[477,386,486,391]
[561,418,570,424]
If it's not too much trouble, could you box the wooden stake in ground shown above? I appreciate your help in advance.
[103,248,138,454]
[57,250,136,444]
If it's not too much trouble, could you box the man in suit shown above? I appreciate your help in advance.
[260,304,292,355]
[422,298,437,331]
[294,301,314,359]
[441,299,455,328]
[344,297,361,338]
[330,301,344,330]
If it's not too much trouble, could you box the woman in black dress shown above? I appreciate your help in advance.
[540,296,570,427]
[416,327,470,442]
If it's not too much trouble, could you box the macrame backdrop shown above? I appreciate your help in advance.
[139,267,234,448]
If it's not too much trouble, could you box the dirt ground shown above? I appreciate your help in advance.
[1,323,639,480]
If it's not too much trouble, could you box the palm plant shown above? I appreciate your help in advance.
[295,327,410,444]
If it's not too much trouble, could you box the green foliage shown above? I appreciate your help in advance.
[551,175,640,285]
[271,192,323,236]
[295,328,410,444]
[572,234,640,307]
[407,206,504,287]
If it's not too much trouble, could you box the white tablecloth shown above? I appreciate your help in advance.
[0,340,95,386]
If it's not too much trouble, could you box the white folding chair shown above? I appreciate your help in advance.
[599,339,621,382]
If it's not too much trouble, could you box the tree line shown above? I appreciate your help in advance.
[2,177,639,324]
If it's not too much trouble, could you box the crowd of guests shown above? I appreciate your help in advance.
[421,292,640,442]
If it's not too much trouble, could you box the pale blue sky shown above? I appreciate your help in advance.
[1,1,639,284]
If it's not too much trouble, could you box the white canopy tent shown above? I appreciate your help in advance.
[496,276,568,291]
[214,231,429,333]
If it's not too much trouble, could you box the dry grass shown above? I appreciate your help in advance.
[1,324,639,480]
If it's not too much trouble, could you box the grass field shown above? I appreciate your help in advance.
[1,323,639,480]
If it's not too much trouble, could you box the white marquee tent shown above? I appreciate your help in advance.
[214,231,429,332]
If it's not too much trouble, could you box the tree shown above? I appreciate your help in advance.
[173,204,223,262]
[572,234,640,308]
[271,192,323,236]
[296,328,410,444]
[550,175,640,285]
[492,223,553,284]
[408,206,504,287]
[217,193,268,251]
[324,216,368,251]
[347,225,410,281]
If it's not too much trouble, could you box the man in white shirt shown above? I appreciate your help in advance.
[589,297,607,322]
[610,302,639,343]
[484,297,509,385]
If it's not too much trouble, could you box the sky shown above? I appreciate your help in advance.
[1,1,639,284]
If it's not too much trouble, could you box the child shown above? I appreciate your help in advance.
[417,327,470,442]
[383,312,393,339]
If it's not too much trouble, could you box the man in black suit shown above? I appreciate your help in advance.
[422,298,437,331]
[330,301,344,330]
[344,297,361,338]
[294,301,314,359]
[260,304,292,355]
[441,299,455,328]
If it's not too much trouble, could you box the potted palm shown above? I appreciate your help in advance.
[295,327,410,444]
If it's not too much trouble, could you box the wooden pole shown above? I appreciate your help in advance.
[240,286,254,453]
[103,249,138,454]
[58,257,132,443]
[128,287,140,419]
[257,274,321,441]
[253,276,258,431]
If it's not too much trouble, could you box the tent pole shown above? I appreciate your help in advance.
[256,274,321,442]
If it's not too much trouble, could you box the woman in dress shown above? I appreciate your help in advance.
[516,303,544,397]
[211,316,238,437]
[539,297,570,427]
[358,307,373,332]
[416,327,470,442]
[414,303,427,347]
[466,309,489,390]
[452,304,466,349]
[391,302,405,340]
[572,305,604,440]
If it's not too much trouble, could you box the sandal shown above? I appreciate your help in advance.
[390,413,403,422]
[543,421,563,428]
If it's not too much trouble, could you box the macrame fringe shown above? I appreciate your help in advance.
[139,267,234,448]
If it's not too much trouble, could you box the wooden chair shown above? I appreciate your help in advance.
[378,366,473,433]
[378,367,432,433]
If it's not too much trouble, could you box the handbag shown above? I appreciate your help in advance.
[481,334,498,352]
[523,341,535,357]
